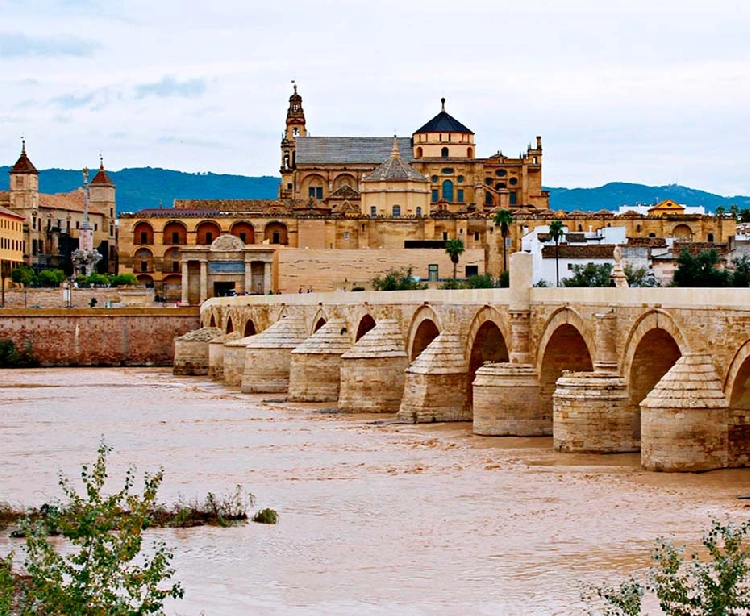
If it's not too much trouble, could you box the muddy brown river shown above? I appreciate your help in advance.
[1,368,748,615]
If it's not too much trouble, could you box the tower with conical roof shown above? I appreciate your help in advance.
[279,81,307,199]
[361,137,430,217]
[89,156,117,272]
[8,139,41,264]
[412,98,475,161]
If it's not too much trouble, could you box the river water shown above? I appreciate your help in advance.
[1,367,748,615]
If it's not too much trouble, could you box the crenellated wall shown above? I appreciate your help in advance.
[183,253,750,472]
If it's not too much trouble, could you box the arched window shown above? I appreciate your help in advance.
[467,147,473,158]
[441,147,449,158]
[416,206,422,217]
[370,206,377,217]
[708,233,714,242]
[392,205,401,218]
[442,179,454,202]
[416,147,423,159]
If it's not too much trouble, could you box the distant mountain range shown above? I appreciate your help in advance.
[1,167,748,214]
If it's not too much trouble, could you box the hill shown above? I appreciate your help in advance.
[546,182,750,212]
[0,167,279,213]
[1,168,748,214]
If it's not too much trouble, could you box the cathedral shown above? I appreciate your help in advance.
[278,84,550,214]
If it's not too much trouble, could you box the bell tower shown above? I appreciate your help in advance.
[279,81,307,199]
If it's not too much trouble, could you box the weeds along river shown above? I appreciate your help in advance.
[1,368,748,615]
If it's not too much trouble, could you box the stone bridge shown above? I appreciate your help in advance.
[182,253,750,472]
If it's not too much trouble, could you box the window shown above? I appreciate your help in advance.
[370,206,377,217]
[308,186,323,199]
[392,205,401,217]
[344,232,350,240]
[428,264,438,282]
[457,176,464,183]
[637,224,642,233]
[474,232,479,241]
[173,262,180,273]
[416,206,422,217]
[485,178,492,186]
[649,232,656,238]
[431,190,438,203]
[140,231,148,244]
[239,232,246,243]
[509,177,518,186]
[485,192,493,205]
[287,183,292,190]
[708,233,714,242]
[466,265,478,277]
[578,224,583,232]
[205,232,213,244]
[441,147,449,158]
[431,175,438,183]
[442,179,454,202]
[272,231,280,244]
[416,147,423,158]
[457,189,464,202]
[442,232,448,240]
[441,168,454,174]
[293,128,299,136]
[172,232,179,244]
[141,260,148,272]
[361,223,366,231]
[496,170,507,177]
[76,221,80,229]
[509,191,517,206]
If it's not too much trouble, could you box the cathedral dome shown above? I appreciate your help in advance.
[414,98,473,135]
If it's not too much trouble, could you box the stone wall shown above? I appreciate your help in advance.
[0,308,199,366]
[0,287,159,309]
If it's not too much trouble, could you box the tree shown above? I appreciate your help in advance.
[624,263,660,287]
[548,220,565,287]
[672,248,730,287]
[36,269,67,288]
[372,266,426,291]
[445,238,465,280]
[1,442,184,614]
[731,255,750,287]
[716,205,726,217]
[561,262,613,287]
[493,208,514,272]
[585,519,750,615]
[10,265,35,287]
[730,203,740,219]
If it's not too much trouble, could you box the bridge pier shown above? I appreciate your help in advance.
[173,327,223,375]
[338,320,407,413]
[289,319,351,402]
[223,334,256,387]
[641,353,729,472]
[208,331,242,380]
[473,363,545,435]
[398,333,470,423]
[241,317,309,393]
[553,371,632,452]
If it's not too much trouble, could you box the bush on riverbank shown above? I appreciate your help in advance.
[584,518,750,615]
[0,339,38,369]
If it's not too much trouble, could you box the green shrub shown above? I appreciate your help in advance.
[584,518,750,615]
[466,273,496,289]
[110,273,138,287]
[0,339,37,368]
[10,265,35,286]
[0,442,184,614]
[36,269,66,287]
[252,508,279,525]
[372,267,427,291]
[439,278,464,290]
[85,273,110,287]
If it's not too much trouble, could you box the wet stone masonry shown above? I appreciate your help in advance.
[174,253,750,472]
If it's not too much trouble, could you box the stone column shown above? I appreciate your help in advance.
[593,311,618,372]
[181,259,189,305]
[263,262,272,294]
[509,310,531,365]
[199,259,208,304]
[244,259,252,295]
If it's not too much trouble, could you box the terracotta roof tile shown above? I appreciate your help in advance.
[541,244,616,259]
[91,160,114,185]
[9,141,38,175]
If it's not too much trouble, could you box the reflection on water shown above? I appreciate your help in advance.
[0,368,748,615]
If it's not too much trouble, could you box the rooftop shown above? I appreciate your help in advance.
[414,98,473,134]
[296,137,414,164]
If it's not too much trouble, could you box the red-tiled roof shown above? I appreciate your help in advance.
[91,160,113,185]
[9,141,38,175]
[541,244,616,259]
[0,205,23,220]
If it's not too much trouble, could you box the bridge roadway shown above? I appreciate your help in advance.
[185,253,750,472]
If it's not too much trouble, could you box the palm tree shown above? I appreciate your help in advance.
[493,208,514,273]
[549,220,565,287]
[730,203,740,220]
[445,238,465,280]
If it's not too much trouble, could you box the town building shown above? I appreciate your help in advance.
[0,142,117,274]
[0,204,25,289]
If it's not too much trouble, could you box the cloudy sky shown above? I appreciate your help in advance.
[1,0,749,195]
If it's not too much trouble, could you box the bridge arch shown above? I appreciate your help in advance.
[243,319,257,337]
[312,307,329,334]
[225,315,234,334]
[407,304,442,361]
[622,310,687,434]
[724,340,750,409]
[355,314,376,341]
[466,306,511,407]
[536,307,595,423]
